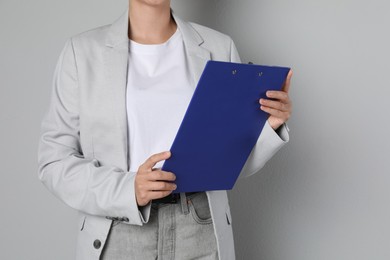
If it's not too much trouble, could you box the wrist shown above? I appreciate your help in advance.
[268,119,283,130]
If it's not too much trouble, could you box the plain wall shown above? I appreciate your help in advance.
[1,0,389,259]
[212,0,390,259]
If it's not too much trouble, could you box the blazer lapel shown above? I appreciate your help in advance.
[171,10,211,86]
[104,8,129,170]
[104,7,211,171]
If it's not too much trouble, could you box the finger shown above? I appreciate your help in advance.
[259,98,290,112]
[140,151,171,171]
[260,105,287,118]
[147,181,177,191]
[282,69,293,93]
[266,91,290,103]
[148,170,177,181]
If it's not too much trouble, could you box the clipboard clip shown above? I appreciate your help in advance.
[248,61,263,76]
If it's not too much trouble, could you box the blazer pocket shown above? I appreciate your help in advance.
[225,205,232,225]
[79,215,86,231]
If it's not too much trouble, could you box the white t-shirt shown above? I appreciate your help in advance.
[126,27,194,172]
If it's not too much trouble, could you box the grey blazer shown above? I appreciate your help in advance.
[37,7,289,260]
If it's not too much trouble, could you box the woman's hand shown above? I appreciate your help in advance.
[135,151,177,206]
[259,69,293,130]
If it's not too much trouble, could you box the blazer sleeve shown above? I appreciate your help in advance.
[37,38,149,226]
[228,37,290,181]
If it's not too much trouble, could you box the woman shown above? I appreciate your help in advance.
[37,0,292,259]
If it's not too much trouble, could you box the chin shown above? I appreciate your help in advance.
[134,0,170,7]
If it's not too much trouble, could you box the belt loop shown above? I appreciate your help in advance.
[180,192,189,215]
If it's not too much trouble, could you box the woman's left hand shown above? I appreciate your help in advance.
[259,69,293,130]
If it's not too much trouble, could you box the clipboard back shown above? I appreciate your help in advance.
[162,60,290,193]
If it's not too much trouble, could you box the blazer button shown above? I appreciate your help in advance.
[93,239,101,249]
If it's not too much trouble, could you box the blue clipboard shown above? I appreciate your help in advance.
[162,60,290,193]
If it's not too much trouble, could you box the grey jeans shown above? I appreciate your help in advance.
[100,191,218,260]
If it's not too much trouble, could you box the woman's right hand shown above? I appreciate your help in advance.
[135,151,177,206]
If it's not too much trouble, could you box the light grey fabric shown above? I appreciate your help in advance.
[100,192,218,259]
[37,6,289,260]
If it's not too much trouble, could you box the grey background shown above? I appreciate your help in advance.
[1,0,389,259]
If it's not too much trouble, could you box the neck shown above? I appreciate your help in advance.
[128,1,177,44]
